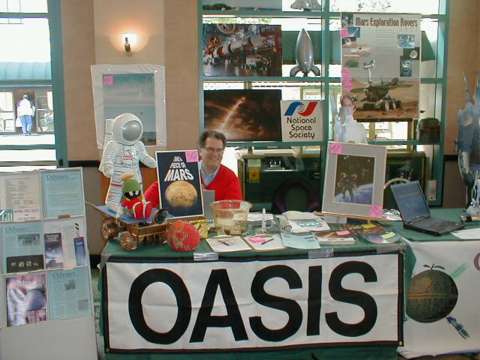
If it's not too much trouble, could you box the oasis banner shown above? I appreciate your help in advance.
[281,100,323,142]
[399,240,480,358]
[105,254,402,352]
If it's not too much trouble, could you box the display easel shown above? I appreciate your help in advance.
[0,168,97,360]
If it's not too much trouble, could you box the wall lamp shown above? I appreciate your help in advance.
[122,33,138,55]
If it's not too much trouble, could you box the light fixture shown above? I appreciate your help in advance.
[122,33,138,55]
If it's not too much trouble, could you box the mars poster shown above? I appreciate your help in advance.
[155,151,204,218]
[341,13,421,120]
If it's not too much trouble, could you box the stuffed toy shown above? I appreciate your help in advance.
[120,173,153,220]
[166,220,201,252]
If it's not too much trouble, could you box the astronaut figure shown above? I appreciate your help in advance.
[99,113,157,216]
[457,74,480,214]
[334,95,368,144]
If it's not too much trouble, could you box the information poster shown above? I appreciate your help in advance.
[155,150,204,218]
[281,100,323,142]
[0,173,41,222]
[41,169,85,219]
[341,13,421,120]
[47,267,91,320]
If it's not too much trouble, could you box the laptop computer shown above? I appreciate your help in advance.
[390,181,464,236]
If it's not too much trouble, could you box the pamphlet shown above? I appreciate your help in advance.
[281,232,320,250]
[6,272,47,327]
[0,173,41,222]
[1,222,44,273]
[47,267,92,320]
[244,234,285,251]
[206,236,251,252]
[452,228,480,240]
[43,218,87,269]
[282,211,330,233]
[41,169,85,219]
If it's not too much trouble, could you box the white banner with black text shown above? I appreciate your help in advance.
[105,254,402,352]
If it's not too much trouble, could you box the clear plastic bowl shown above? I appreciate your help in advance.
[210,200,252,235]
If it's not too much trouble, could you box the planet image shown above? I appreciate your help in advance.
[165,181,198,208]
[406,266,458,323]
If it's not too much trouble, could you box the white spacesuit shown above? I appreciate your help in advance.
[99,113,156,215]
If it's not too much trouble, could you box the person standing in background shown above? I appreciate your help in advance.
[17,94,35,135]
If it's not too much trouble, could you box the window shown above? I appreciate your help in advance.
[0,0,66,169]
[199,0,449,204]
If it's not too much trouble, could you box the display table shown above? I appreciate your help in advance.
[100,233,405,360]
[386,208,480,358]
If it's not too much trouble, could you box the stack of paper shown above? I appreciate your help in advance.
[315,229,356,245]
[280,232,320,250]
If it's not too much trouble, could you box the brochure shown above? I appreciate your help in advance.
[41,169,85,219]
[2,222,44,273]
[244,234,285,251]
[6,272,47,327]
[281,232,320,250]
[47,267,92,320]
[206,236,251,252]
[349,224,401,244]
[0,173,41,222]
[155,150,204,218]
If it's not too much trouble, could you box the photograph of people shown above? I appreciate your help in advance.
[334,155,375,204]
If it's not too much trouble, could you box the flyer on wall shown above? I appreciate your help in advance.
[47,267,92,320]
[341,13,421,120]
[1,222,44,273]
[0,173,42,223]
[155,150,204,218]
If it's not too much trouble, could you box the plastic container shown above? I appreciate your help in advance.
[211,200,252,235]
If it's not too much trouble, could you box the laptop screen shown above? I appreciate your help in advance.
[390,181,430,223]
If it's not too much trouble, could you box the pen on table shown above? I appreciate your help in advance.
[217,239,231,246]
[261,208,266,233]
[261,238,274,245]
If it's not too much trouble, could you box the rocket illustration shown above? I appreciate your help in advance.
[446,316,470,339]
[290,29,321,77]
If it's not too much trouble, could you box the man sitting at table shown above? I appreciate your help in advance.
[144,130,242,208]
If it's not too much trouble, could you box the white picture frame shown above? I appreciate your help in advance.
[91,64,167,150]
[322,142,387,219]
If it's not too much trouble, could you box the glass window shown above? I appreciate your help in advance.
[0,0,48,13]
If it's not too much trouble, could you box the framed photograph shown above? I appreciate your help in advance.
[322,142,387,219]
[155,150,204,219]
[91,64,166,149]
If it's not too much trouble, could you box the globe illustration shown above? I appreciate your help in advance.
[406,268,458,323]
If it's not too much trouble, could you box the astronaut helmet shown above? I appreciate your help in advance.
[112,113,144,146]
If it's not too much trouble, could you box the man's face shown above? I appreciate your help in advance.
[200,137,224,170]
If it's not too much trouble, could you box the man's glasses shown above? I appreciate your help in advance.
[203,147,224,154]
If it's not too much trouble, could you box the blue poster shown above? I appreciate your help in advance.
[41,169,85,219]
[155,150,204,218]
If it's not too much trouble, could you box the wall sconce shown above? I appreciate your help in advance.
[122,33,138,55]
